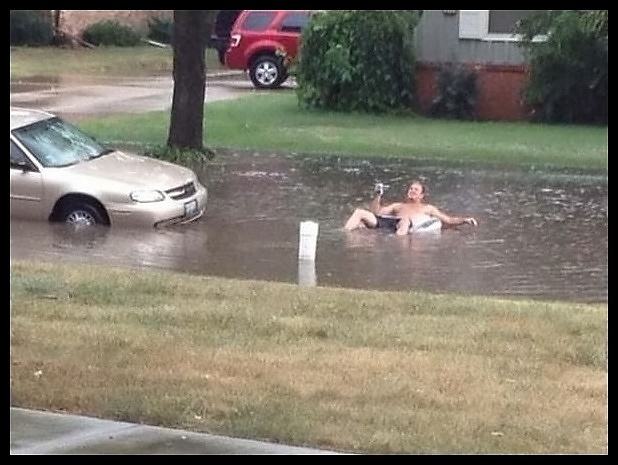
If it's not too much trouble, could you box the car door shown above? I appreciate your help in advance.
[276,11,310,59]
[10,139,44,220]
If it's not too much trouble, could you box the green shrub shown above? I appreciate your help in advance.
[148,16,173,44]
[430,64,478,120]
[83,20,141,46]
[516,11,607,124]
[296,10,421,113]
[10,10,53,46]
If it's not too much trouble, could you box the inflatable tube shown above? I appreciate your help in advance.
[409,216,442,234]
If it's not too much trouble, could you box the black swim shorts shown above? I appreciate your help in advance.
[376,215,400,232]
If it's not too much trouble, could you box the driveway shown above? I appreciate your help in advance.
[9,72,297,120]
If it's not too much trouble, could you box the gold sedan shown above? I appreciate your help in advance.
[10,107,208,228]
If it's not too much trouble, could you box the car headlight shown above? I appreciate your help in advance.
[130,190,165,202]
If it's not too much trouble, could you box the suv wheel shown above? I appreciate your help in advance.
[61,202,106,227]
[249,55,285,89]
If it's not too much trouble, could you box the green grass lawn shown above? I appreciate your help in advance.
[10,46,224,78]
[10,260,607,454]
[80,93,608,171]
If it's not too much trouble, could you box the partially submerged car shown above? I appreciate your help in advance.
[10,107,208,228]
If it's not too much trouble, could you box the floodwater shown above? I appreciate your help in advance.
[9,150,608,303]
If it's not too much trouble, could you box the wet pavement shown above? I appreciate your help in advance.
[9,150,608,303]
[10,73,296,121]
[10,408,341,454]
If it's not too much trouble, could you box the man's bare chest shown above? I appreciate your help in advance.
[392,203,428,217]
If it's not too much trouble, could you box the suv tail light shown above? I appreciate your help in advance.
[230,34,241,47]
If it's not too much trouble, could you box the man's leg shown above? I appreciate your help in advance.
[395,217,411,236]
[344,208,378,230]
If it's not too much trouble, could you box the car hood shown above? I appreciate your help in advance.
[64,151,196,190]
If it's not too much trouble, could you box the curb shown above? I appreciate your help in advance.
[206,71,245,78]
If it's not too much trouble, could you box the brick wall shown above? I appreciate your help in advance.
[56,10,172,37]
[416,62,532,121]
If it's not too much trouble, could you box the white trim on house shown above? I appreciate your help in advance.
[458,10,546,42]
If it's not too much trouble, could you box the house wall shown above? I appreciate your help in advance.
[416,63,531,121]
[56,10,172,37]
[414,10,526,65]
[414,10,530,121]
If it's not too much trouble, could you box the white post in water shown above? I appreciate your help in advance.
[298,221,319,287]
[298,221,319,261]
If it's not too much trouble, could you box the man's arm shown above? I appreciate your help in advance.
[370,194,400,217]
[427,205,478,227]
[369,193,382,215]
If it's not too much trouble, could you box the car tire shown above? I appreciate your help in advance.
[61,201,107,227]
[249,55,286,89]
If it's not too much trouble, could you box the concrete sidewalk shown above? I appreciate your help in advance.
[10,408,342,455]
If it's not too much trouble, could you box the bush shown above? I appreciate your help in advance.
[83,20,141,46]
[296,10,421,113]
[516,11,607,124]
[430,64,478,120]
[10,10,53,46]
[148,16,173,44]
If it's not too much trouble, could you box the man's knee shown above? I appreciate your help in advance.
[363,211,378,227]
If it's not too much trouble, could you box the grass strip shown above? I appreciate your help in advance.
[79,93,608,172]
[10,260,607,454]
[10,46,223,78]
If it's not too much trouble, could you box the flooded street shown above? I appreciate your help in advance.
[10,151,608,303]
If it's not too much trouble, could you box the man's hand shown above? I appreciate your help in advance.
[464,218,478,226]
[374,183,384,196]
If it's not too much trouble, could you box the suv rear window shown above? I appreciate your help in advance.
[242,11,276,31]
[280,12,310,33]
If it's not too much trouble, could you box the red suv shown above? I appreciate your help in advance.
[224,10,311,89]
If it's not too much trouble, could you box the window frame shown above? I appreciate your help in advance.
[279,11,310,34]
[10,137,39,172]
[241,11,277,32]
[458,10,547,42]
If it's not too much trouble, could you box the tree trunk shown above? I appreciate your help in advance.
[167,10,214,150]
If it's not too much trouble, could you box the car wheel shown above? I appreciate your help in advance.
[249,55,285,89]
[61,202,106,227]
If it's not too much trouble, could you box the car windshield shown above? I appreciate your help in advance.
[12,117,111,168]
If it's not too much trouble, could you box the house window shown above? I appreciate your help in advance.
[459,10,545,41]
[489,10,539,34]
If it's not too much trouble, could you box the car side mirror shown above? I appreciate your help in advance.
[14,160,32,172]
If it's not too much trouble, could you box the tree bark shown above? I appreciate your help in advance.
[167,10,214,150]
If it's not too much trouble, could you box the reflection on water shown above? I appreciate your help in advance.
[10,151,608,302]
[298,259,317,287]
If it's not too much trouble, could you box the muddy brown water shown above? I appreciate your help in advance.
[10,151,607,303]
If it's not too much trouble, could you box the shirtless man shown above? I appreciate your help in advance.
[344,180,478,236]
